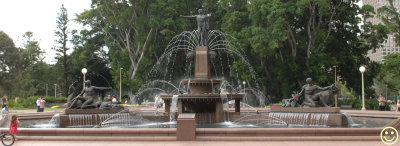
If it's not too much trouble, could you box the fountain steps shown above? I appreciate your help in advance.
[195,136,379,141]
[0,128,177,137]
[0,127,390,141]
[196,128,382,136]
[387,118,400,129]
[16,136,176,141]
[14,135,379,141]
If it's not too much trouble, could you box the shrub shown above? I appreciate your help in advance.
[7,96,67,109]
[338,98,390,110]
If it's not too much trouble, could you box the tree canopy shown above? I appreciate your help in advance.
[0,0,397,106]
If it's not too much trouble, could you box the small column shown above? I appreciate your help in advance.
[215,101,224,122]
[178,101,183,114]
[165,100,171,114]
[235,98,240,113]
[177,113,196,141]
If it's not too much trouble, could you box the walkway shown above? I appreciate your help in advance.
[12,140,386,146]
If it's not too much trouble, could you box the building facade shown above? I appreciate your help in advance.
[364,0,400,62]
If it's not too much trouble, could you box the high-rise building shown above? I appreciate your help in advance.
[364,0,400,62]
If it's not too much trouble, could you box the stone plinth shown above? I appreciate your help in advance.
[177,113,196,141]
[65,108,124,114]
[194,46,210,78]
[270,107,340,113]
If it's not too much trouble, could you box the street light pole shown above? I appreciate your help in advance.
[81,68,87,89]
[243,81,246,104]
[54,84,57,98]
[385,84,388,99]
[120,68,123,102]
[359,66,366,111]
[46,84,48,97]
[334,66,337,107]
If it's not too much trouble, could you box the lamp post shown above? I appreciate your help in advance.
[333,66,337,107]
[120,68,123,102]
[385,84,388,99]
[359,66,366,111]
[243,81,246,104]
[54,84,57,98]
[81,68,87,89]
[46,84,48,97]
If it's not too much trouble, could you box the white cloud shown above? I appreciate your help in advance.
[0,0,91,64]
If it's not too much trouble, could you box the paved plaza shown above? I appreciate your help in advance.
[12,141,387,146]
[4,109,398,146]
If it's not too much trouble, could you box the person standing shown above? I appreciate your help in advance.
[40,97,46,112]
[1,105,8,119]
[397,90,400,112]
[112,95,117,103]
[36,97,41,112]
[2,95,7,108]
[378,94,386,111]
[9,115,19,141]
[107,95,112,102]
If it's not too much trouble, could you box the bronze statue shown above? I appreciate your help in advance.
[181,9,211,46]
[290,78,338,107]
[69,80,112,109]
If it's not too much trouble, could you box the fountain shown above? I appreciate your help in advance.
[157,9,247,123]
[5,7,400,143]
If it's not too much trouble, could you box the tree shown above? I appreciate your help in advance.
[54,4,71,96]
[378,0,400,43]
[373,53,400,98]
[218,0,387,102]
[70,28,112,92]
[76,0,205,103]
[0,30,20,96]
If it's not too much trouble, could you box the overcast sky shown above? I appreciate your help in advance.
[0,0,91,64]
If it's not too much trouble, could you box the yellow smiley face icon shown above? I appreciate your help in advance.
[381,127,399,145]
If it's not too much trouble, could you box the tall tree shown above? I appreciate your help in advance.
[54,4,70,96]
[219,0,387,102]
[378,0,400,44]
[76,0,205,102]
[0,30,20,96]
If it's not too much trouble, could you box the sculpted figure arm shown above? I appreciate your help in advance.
[291,85,305,107]
[317,84,332,91]
[180,15,196,18]
[295,85,305,100]
[94,86,112,90]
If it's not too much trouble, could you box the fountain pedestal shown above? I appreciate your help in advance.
[161,46,243,122]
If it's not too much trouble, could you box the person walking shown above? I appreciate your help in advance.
[40,97,46,112]
[9,115,19,141]
[397,90,400,112]
[2,95,7,108]
[378,93,386,111]
[36,97,41,112]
